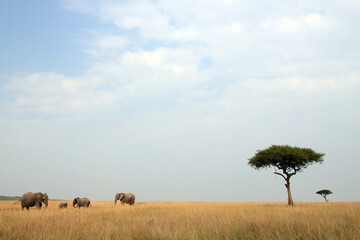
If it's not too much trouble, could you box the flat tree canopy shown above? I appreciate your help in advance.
[248,145,325,206]
[316,189,333,202]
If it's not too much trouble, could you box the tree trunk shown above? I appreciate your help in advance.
[285,179,294,206]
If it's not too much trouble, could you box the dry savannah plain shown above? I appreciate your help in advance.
[0,200,359,240]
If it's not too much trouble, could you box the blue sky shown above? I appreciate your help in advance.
[0,0,359,202]
[0,1,90,76]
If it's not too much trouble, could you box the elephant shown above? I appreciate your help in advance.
[115,192,135,205]
[14,192,48,210]
[59,202,68,209]
[73,197,90,208]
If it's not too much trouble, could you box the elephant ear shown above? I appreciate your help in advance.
[35,193,42,202]
[73,198,78,207]
[119,193,125,200]
[42,193,48,200]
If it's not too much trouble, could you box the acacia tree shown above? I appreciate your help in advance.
[316,189,333,202]
[248,145,325,206]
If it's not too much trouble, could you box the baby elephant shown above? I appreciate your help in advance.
[59,202,68,209]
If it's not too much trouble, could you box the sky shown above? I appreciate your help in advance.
[0,0,359,202]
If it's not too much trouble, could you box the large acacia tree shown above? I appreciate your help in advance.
[248,145,325,206]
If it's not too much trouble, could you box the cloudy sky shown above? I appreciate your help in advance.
[1,0,359,202]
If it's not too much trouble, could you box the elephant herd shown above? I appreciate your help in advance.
[14,192,135,210]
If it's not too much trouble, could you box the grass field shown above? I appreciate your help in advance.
[0,201,359,239]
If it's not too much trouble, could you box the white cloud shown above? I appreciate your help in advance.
[277,17,302,32]
[96,35,128,49]
[274,13,330,33]
[259,20,272,29]
[172,28,198,41]
[119,16,143,29]
[4,73,119,115]
[6,72,75,94]
[83,32,129,57]
[304,13,328,27]
[215,23,244,34]
[268,75,359,92]
[3,46,212,116]
[121,50,165,67]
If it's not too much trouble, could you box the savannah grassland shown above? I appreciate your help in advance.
[0,201,359,240]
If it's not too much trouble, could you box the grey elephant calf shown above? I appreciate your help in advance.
[14,192,49,210]
[73,197,90,208]
[59,202,68,209]
[115,192,135,205]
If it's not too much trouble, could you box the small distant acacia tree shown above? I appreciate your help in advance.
[248,145,325,206]
[316,189,333,202]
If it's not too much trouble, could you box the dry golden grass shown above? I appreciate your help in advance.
[0,201,359,239]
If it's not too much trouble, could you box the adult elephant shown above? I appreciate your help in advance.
[73,197,90,208]
[14,192,48,210]
[115,193,135,205]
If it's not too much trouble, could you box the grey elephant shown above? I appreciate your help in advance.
[59,202,68,209]
[14,192,48,210]
[73,197,90,208]
[115,192,135,205]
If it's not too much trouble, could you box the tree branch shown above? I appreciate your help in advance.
[288,171,297,177]
[274,172,286,180]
